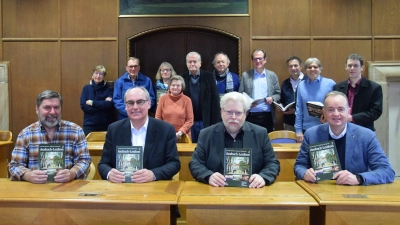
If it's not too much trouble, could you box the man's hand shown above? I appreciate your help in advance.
[108,168,125,183]
[132,169,154,183]
[265,97,273,105]
[296,133,304,143]
[105,97,112,101]
[209,172,226,187]
[54,169,75,183]
[22,170,48,184]
[333,170,359,185]
[303,168,317,183]
[283,107,295,115]
[249,174,265,188]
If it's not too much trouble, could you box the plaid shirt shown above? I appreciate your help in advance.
[8,120,92,181]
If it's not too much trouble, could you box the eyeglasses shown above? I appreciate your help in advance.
[127,65,140,69]
[93,72,104,77]
[252,57,264,62]
[125,99,148,107]
[347,64,360,68]
[160,69,171,72]
[222,109,244,117]
[307,66,319,69]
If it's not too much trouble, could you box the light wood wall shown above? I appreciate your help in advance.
[1,0,399,139]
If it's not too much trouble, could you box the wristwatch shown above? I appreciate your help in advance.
[356,174,364,185]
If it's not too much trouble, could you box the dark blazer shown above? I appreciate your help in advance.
[98,117,180,180]
[181,70,221,127]
[189,122,280,185]
[280,75,307,126]
[294,123,394,185]
[333,76,382,131]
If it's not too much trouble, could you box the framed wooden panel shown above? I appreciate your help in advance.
[374,0,400,35]
[374,39,400,61]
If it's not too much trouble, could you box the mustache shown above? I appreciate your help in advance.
[228,120,239,124]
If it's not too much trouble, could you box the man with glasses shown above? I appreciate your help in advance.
[114,57,155,120]
[333,53,382,131]
[239,48,280,133]
[189,92,280,188]
[98,87,180,183]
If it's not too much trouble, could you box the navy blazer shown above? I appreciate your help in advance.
[98,117,180,180]
[280,75,307,126]
[333,76,382,131]
[189,122,280,185]
[294,123,394,185]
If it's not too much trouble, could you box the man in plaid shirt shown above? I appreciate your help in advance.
[8,90,92,183]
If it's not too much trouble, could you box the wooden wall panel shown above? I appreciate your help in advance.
[2,0,58,38]
[374,39,400,61]
[312,40,371,81]
[311,0,371,36]
[61,41,118,126]
[374,0,400,35]
[252,0,310,36]
[3,42,60,136]
[60,0,118,38]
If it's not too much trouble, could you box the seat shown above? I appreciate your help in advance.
[0,131,12,141]
[177,133,192,143]
[268,130,297,143]
[86,163,96,180]
[85,132,106,142]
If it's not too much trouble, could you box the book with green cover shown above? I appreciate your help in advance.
[116,146,143,182]
[309,140,341,181]
[38,144,65,182]
[224,148,252,187]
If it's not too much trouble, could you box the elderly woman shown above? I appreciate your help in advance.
[294,58,335,143]
[155,75,194,141]
[80,65,114,136]
[155,62,177,90]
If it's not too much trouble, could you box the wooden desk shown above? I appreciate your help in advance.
[297,180,400,225]
[87,141,104,180]
[0,141,13,178]
[0,179,183,225]
[179,181,318,225]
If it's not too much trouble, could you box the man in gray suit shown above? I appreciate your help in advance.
[239,48,280,133]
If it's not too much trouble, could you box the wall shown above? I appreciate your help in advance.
[1,0,400,140]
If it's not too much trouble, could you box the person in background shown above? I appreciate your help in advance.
[180,51,221,143]
[294,91,394,185]
[156,75,194,141]
[294,57,335,142]
[279,56,306,132]
[80,65,114,136]
[9,90,92,183]
[333,53,382,131]
[212,52,240,94]
[155,62,177,90]
[113,57,155,120]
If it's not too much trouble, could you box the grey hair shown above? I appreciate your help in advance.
[220,92,251,113]
[124,86,150,102]
[37,90,63,107]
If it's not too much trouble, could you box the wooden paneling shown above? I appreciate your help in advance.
[2,0,58,38]
[374,0,400,35]
[252,0,310,36]
[374,39,400,61]
[60,0,118,38]
[3,42,60,136]
[61,41,118,126]
[311,0,371,36]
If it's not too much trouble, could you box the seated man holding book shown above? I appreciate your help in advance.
[189,92,280,188]
[294,91,394,185]
[8,90,92,183]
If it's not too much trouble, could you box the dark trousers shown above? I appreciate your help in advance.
[246,112,274,133]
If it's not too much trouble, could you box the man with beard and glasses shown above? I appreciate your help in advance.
[189,92,280,188]
[8,90,92,183]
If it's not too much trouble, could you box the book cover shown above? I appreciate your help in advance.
[242,92,264,106]
[273,101,295,111]
[38,144,65,182]
[309,140,341,181]
[224,148,252,187]
[306,101,324,118]
[116,146,143,182]
[156,89,168,104]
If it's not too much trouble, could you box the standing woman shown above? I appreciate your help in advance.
[156,75,194,141]
[80,65,114,136]
[155,62,177,90]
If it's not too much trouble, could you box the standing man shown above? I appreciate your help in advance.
[239,48,281,133]
[180,51,221,143]
[212,52,240,94]
[294,91,394,185]
[333,53,382,131]
[98,87,180,183]
[8,90,92,183]
[279,56,306,132]
[114,57,155,120]
[189,92,280,188]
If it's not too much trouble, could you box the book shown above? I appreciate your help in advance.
[156,89,168,104]
[224,148,252,187]
[306,101,324,118]
[116,146,143,182]
[273,101,295,111]
[242,92,264,106]
[38,144,65,182]
[309,140,341,181]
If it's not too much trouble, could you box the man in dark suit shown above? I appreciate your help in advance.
[98,87,180,183]
[333,53,382,131]
[189,92,280,188]
[180,51,221,143]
